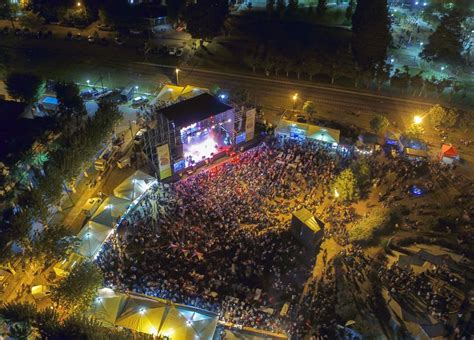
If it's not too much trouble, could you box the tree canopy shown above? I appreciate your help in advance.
[332,168,359,202]
[51,261,104,313]
[420,10,466,65]
[351,0,391,70]
[5,72,44,103]
[369,114,389,134]
[185,0,228,42]
[428,104,459,127]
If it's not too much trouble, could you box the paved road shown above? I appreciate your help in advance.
[81,59,435,129]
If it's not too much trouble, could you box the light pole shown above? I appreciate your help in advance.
[292,93,298,110]
[413,115,423,125]
[175,68,180,86]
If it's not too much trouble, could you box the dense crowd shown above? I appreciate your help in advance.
[97,138,354,336]
[96,134,472,338]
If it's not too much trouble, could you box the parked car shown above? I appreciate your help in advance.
[168,47,177,56]
[74,33,82,40]
[296,114,307,123]
[87,35,95,43]
[129,28,142,35]
[114,37,123,45]
[97,24,114,31]
[131,96,148,107]
[176,47,184,57]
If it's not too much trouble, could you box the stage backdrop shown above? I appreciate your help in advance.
[245,108,256,141]
[157,144,172,180]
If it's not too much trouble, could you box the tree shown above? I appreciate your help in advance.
[332,169,359,202]
[185,0,228,44]
[429,104,459,127]
[276,0,286,18]
[52,261,103,313]
[345,0,354,23]
[0,0,19,29]
[19,11,44,31]
[266,0,275,18]
[5,72,44,103]
[369,114,389,134]
[167,0,185,22]
[420,10,465,64]
[351,158,371,191]
[352,0,391,70]
[305,57,323,81]
[316,0,327,16]
[287,0,298,14]
[303,101,317,120]
[405,124,424,140]
[374,62,391,91]
[390,67,410,93]
[29,224,79,266]
[54,81,87,129]
[410,71,424,96]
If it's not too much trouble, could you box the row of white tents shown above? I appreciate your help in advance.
[53,170,156,277]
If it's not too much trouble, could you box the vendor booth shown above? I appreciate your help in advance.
[291,208,324,254]
[91,196,130,228]
[77,221,113,258]
[275,120,340,144]
[91,289,219,339]
[438,144,459,164]
[113,170,156,201]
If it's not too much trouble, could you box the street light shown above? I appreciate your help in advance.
[334,189,340,198]
[77,1,81,7]
[175,68,180,86]
[292,93,298,109]
[86,79,90,86]
[414,115,423,125]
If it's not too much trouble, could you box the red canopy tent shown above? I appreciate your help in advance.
[439,144,459,161]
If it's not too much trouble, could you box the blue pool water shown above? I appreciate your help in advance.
[42,96,58,105]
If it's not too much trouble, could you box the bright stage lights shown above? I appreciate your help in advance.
[184,136,218,163]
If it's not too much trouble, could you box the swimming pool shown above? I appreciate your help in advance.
[42,96,58,105]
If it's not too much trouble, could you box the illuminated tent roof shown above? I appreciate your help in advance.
[439,144,458,159]
[179,85,207,100]
[154,85,185,102]
[152,85,209,104]
[91,290,218,339]
[77,221,113,258]
[113,170,156,201]
[53,252,83,277]
[275,120,340,144]
[90,196,130,228]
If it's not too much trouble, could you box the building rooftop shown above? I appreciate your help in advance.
[157,93,232,128]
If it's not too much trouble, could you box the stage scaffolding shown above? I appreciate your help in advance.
[142,104,246,177]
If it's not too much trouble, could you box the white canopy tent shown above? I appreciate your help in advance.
[113,170,156,201]
[77,221,113,258]
[91,196,131,228]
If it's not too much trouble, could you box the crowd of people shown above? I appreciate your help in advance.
[97,138,356,336]
[95,132,472,338]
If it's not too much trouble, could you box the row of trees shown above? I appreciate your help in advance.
[244,50,462,98]
[2,72,121,266]
[0,299,149,339]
